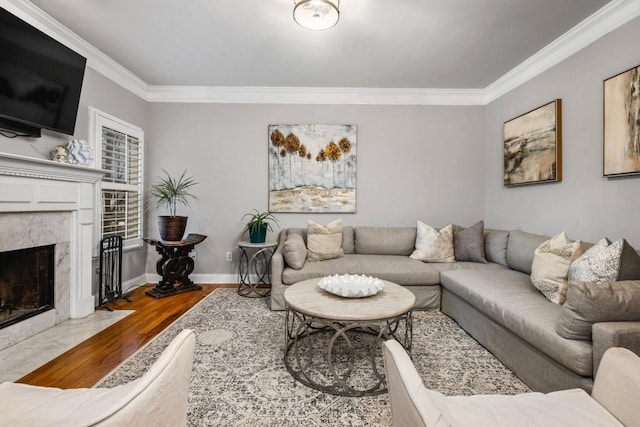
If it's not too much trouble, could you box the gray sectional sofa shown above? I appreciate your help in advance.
[270,225,640,393]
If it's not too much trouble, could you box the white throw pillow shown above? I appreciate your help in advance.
[410,221,455,263]
[569,238,640,283]
[531,232,583,304]
[307,219,344,261]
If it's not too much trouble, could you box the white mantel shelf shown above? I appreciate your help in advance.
[0,152,107,183]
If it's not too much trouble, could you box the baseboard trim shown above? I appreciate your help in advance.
[145,273,238,285]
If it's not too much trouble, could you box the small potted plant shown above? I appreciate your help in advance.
[241,210,279,243]
[150,170,198,241]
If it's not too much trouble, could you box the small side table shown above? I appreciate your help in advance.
[144,234,207,299]
[237,241,278,298]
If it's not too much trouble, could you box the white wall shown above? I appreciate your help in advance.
[484,16,640,248]
[0,68,149,283]
[146,103,486,276]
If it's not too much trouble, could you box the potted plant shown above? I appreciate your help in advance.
[241,210,279,243]
[150,169,198,241]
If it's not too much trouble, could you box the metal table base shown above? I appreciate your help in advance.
[284,307,413,397]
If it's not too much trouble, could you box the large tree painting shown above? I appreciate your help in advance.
[268,124,357,213]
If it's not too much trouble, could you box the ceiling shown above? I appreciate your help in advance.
[27,0,613,90]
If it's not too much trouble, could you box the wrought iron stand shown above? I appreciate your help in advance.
[237,241,277,297]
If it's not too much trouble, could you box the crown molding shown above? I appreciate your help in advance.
[2,0,149,100]
[485,0,640,103]
[146,85,487,105]
[4,0,640,105]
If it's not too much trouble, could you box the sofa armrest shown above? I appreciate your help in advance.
[592,321,640,374]
[591,347,640,427]
[270,229,288,287]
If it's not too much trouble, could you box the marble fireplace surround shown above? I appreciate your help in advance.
[0,153,104,350]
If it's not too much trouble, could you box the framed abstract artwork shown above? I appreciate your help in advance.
[603,65,640,177]
[268,124,357,213]
[503,99,562,186]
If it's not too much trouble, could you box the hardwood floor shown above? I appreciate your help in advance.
[17,284,235,389]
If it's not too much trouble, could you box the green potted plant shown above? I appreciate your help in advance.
[150,170,198,241]
[241,210,279,243]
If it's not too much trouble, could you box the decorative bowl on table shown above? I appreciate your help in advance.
[318,274,385,298]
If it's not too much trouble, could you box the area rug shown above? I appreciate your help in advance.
[98,289,530,426]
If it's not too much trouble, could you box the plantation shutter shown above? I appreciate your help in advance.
[91,108,144,250]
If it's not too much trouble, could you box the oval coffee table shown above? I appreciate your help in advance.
[284,277,415,397]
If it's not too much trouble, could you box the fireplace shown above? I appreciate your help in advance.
[0,152,104,350]
[0,245,55,330]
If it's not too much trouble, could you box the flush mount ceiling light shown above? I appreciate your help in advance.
[293,0,340,31]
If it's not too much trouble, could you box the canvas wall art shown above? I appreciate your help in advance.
[268,124,357,213]
[603,65,640,177]
[503,99,562,186]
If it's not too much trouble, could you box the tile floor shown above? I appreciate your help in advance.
[0,310,133,383]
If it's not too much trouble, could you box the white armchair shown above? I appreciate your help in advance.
[0,329,196,427]
[383,340,640,427]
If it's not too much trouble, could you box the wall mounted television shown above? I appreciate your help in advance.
[0,8,86,138]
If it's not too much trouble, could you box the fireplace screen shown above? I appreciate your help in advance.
[0,245,55,329]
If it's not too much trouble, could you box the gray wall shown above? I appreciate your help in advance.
[484,16,640,248]
[0,68,149,283]
[146,103,485,276]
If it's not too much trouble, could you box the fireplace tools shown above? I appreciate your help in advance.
[98,235,128,309]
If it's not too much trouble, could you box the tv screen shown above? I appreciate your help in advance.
[0,8,86,137]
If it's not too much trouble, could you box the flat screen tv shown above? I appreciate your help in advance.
[0,8,86,138]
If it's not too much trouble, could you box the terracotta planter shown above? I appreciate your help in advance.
[158,216,188,241]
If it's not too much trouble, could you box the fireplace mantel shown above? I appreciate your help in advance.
[0,152,106,319]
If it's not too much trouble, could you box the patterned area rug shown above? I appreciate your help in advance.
[98,289,530,426]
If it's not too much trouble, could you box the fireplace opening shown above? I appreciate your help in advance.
[0,245,55,330]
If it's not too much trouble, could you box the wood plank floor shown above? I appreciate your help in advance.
[17,283,235,389]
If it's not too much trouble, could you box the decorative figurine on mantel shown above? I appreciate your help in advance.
[49,145,69,162]
[66,138,94,166]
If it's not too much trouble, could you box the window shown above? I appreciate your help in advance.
[90,108,144,251]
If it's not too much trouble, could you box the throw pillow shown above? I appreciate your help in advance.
[530,232,583,304]
[556,280,640,340]
[452,220,487,263]
[283,233,307,270]
[307,219,344,262]
[410,221,455,263]
[484,229,509,266]
[568,238,640,284]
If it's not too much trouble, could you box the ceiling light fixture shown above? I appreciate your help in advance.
[293,0,340,31]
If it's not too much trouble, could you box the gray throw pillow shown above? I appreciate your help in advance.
[283,233,307,270]
[452,220,487,263]
[484,229,509,266]
[556,280,640,340]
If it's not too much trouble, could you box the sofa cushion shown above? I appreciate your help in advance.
[410,222,455,263]
[531,232,583,305]
[425,388,620,427]
[506,230,548,274]
[556,280,640,340]
[354,226,416,255]
[453,220,487,263]
[282,254,441,286]
[484,229,509,267]
[440,269,593,376]
[342,226,355,254]
[307,219,344,261]
[283,233,307,270]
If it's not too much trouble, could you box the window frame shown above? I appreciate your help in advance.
[89,107,144,253]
